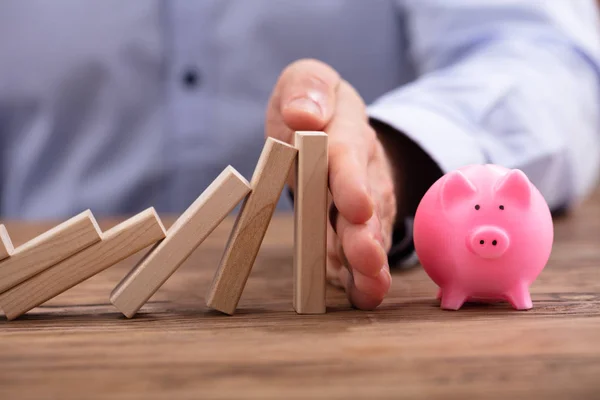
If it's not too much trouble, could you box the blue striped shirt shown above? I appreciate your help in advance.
[1,0,599,219]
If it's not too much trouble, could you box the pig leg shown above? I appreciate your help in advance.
[440,287,467,310]
[505,285,533,310]
[436,288,442,300]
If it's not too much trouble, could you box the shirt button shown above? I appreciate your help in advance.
[182,67,200,89]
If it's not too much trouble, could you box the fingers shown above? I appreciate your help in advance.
[367,142,398,252]
[266,59,340,143]
[267,60,373,225]
[337,266,390,311]
[337,213,391,309]
[326,206,344,289]
[336,213,387,278]
[327,82,375,224]
[266,60,397,311]
[328,210,391,310]
[327,142,397,310]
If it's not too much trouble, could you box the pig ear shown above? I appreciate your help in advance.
[440,170,477,210]
[494,169,531,208]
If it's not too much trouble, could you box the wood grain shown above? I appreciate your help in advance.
[111,166,251,318]
[0,224,14,261]
[0,210,101,293]
[0,191,599,399]
[293,131,327,314]
[0,208,166,320]
[206,138,297,315]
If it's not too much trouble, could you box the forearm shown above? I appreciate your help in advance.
[370,1,600,211]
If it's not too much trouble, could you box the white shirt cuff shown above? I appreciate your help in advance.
[368,102,487,174]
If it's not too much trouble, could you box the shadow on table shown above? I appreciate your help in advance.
[3,294,594,333]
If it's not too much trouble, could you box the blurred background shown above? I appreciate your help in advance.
[1,0,599,219]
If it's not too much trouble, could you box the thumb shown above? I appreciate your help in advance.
[266,59,340,142]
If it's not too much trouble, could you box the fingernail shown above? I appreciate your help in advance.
[382,264,391,283]
[286,97,323,118]
[379,267,392,293]
[371,233,386,255]
[353,268,389,297]
[376,261,390,280]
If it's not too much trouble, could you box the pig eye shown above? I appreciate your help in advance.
[499,205,505,210]
[474,204,480,210]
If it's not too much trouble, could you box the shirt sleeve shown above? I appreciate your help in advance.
[368,0,600,211]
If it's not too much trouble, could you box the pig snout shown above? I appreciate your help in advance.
[468,226,510,259]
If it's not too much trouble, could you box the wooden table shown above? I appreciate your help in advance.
[1,193,599,400]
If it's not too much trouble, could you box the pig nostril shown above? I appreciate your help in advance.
[479,240,484,245]
[492,240,497,246]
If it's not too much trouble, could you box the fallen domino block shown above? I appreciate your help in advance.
[110,166,251,318]
[206,137,297,315]
[0,225,14,262]
[293,132,328,314]
[0,210,102,294]
[0,208,166,320]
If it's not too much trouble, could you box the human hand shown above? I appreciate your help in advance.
[266,59,398,310]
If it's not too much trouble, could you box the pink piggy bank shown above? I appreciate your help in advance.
[413,164,553,310]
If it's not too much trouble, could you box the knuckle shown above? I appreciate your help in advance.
[384,189,397,222]
[381,184,398,242]
[380,174,397,214]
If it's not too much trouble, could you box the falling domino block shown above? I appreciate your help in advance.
[0,210,102,294]
[206,138,297,315]
[110,166,251,318]
[0,208,166,320]
[0,225,14,261]
[293,132,328,314]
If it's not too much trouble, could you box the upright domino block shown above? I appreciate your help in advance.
[293,132,328,314]
[206,138,297,315]
[110,166,251,318]
[0,208,166,320]
[0,225,14,261]
[0,210,102,294]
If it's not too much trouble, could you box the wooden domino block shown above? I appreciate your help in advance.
[0,208,166,320]
[110,166,251,318]
[0,225,14,261]
[293,131,328,314]
[0,210,102,294]
[206,138,297,315]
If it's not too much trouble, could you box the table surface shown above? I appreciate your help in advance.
[0,192,599,400]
